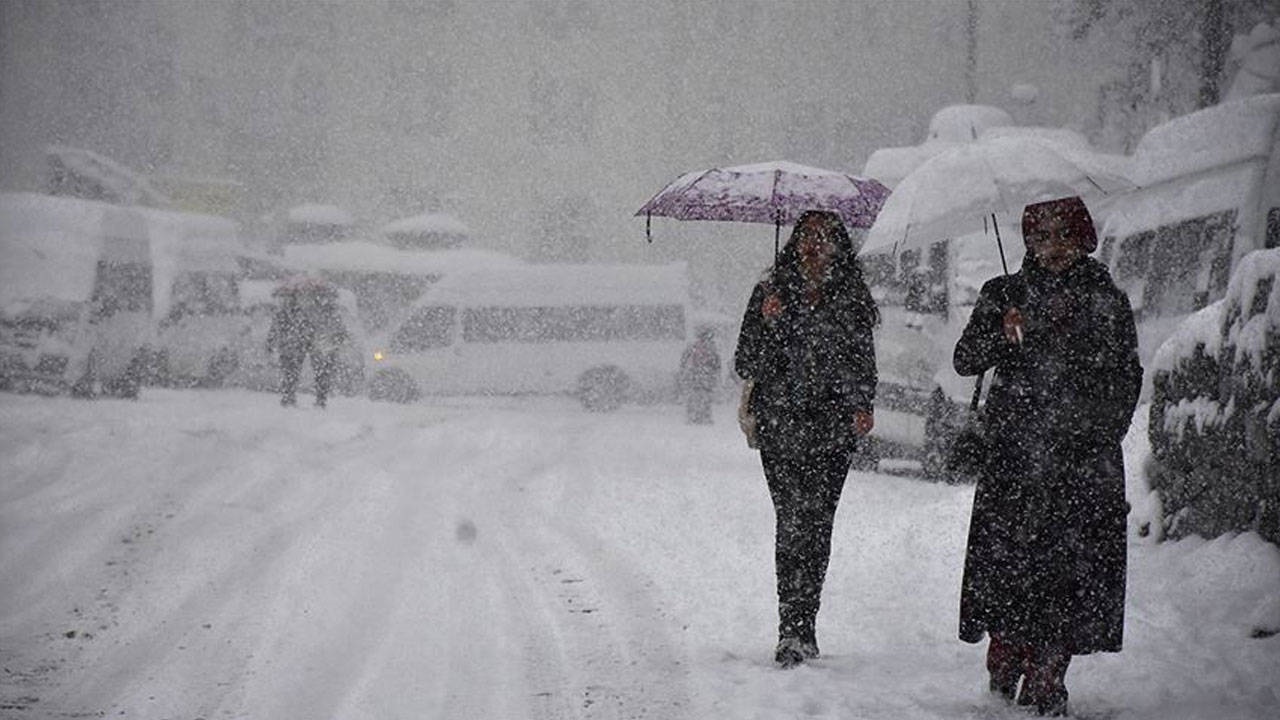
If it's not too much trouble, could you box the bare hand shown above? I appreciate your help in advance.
[1002,307,1024,344]
[761,293,783,320]
[854,410,874,436]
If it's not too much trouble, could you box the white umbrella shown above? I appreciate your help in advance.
[861,135,1135,268]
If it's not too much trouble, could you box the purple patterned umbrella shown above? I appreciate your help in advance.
[636,160,891,249]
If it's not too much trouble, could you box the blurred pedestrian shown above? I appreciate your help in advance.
[953,196,1142,716]
[266,278,349,408]
[734,209,879,668]
[678,326,721,424]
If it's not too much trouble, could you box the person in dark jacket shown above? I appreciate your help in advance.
[266,279,349,408]
[679,326,722,424]
[734,209,879,668]
[954,196,1142,716]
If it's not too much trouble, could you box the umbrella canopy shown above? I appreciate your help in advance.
[272,274,337,299]
[861,136,1135,257]
[637,160,891,237]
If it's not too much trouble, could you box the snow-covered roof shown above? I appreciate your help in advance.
[286,203,354,226]
[380,213,470,238]
[282,241,522,277]
[1131,94,1280,185]
[861,141,959,190]
[45,145,171,208]
[1100,163,1261,240]
[0,192,249,318]
[926,105,1014,142]
[417,262,690,308]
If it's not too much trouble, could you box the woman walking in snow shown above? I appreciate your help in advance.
[734,209,878,668]
[954,196,1142,716]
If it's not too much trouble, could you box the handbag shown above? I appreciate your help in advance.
[945,372,989,479]
[737,379,759,449]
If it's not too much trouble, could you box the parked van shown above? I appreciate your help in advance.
[0,192,153,396]
[1096,93,1280,363]
[148,207,249,387]
[0,192,262,395]
[368,262,690,410]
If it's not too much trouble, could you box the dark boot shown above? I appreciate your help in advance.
[774,637,805,668]
[1018,645,1070,716]
[987,633,1027,702]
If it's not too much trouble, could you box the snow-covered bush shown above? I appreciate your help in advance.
[1148,248,1280,545]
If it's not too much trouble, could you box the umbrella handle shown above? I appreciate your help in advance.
[774,210,781,264]
[992,213,1009,275]
[646,212,652,243]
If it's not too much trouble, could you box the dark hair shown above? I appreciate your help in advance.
[771,210,879,326]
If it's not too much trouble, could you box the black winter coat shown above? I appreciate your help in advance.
[955,257,1142,653]
[735,275,877,450]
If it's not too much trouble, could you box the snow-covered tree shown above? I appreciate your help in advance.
[1068,0,1275,151]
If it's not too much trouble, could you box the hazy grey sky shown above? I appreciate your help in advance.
[0,0,1135,309]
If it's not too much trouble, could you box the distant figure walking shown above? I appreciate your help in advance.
[678,326,721,424]
[734,209,878,668]
[266,277,348,408]
[954,196,1142,716]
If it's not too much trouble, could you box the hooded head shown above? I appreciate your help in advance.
[1021,196,1098,254]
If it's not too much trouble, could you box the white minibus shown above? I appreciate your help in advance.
[369,262,691,410]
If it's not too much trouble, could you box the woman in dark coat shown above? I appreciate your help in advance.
[954,196,1142,716]
[734,210,879,668]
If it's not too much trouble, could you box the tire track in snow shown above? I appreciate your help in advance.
[434,419,693,720]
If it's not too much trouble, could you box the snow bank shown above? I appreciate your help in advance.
[282,241,522,277]
[286,203,354,227]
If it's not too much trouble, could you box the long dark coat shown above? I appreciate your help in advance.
[955,256,1141,654]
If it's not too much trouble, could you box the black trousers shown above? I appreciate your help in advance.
[759,419,854,642]
[279,349,337,405]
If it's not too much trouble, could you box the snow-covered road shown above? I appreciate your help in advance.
[1,390,1277,719]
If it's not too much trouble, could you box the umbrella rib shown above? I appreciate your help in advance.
[675,167,720,218]
[650,167,719,219]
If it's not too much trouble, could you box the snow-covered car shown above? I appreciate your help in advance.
[1148,248,1279,545]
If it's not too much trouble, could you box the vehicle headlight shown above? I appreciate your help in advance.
[373,350,384,362]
